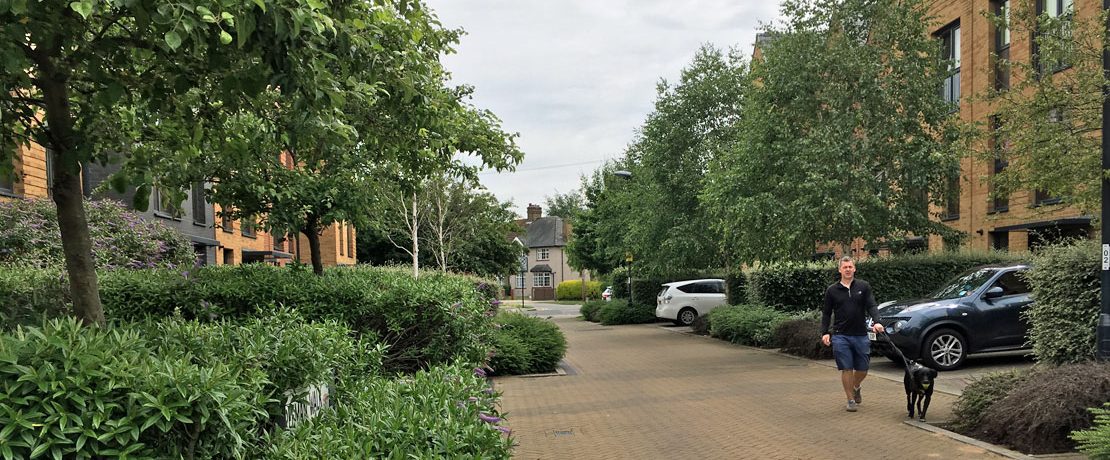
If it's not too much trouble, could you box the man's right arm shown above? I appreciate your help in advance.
[820,288,832,335]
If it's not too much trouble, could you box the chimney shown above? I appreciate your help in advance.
[527,203,542,222]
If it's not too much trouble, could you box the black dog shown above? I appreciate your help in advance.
[904,361,938,422]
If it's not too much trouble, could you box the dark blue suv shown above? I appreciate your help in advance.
[870,263,1033,371]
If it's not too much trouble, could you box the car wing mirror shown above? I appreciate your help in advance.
[984,286,1004,300]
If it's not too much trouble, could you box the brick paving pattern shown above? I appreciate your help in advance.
[495,318,1003,459]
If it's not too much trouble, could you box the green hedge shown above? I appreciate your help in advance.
[726,271,746,305]
[555,280,603,300]
[1,265,495,373]
[1025,241,1099,365]
[708,304,792,347]
[580,299,605,322]
[489,313,567,375]
[746,251,1025,312]
[599,299,657,325]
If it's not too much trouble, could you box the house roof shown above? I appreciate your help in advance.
[523,216,567,248]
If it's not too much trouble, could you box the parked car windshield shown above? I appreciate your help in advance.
[930,268,999,300]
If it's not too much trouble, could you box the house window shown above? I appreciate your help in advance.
[538,248,550,261]
[515,274,525,289]
[533,272,552,288]
[153,186,181,219]
[191,182,206,225]
[1035,0,1074,74]
[241,216,256,238]
[941,175,960,221]
[937,21,961,108]
[993,0,1010,90]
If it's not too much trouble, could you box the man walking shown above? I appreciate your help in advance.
[821,256,884,412]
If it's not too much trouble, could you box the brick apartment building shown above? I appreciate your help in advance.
[2,145,356,268]
[926,0,1093,253]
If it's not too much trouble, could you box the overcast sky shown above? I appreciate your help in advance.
[424,1,786,218]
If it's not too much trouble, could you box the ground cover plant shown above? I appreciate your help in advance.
[489,312,567,375]
[580,299,605,323]
[1072,402,1110,458]
[773,311,833,359]
[950,369,1033,434]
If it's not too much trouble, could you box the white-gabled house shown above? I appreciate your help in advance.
[508,204,591,300]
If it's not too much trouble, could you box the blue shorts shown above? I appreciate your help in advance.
[831,334,871,371]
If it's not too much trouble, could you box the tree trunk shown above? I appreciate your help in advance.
[303,215,324,276]
[411,192,419,278]
[39,65,104,325]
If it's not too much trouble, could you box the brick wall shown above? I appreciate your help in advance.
[1,143,49,201]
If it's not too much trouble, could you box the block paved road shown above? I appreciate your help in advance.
[494,317,1005,459]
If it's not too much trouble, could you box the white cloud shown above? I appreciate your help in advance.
[428,1,785,216]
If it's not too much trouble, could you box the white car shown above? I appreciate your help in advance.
[601,286,613,301]
[655,279,728,326]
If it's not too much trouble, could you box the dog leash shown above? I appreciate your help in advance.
[878,330,914,372]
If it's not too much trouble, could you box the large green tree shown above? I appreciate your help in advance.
[543,189,584,221]
[702,0,968,264]
[565,165,632,275]
[0,0,350,324]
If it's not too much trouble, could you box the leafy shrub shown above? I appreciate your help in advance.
[746,251,1025,312]
[140,309,385,428]
[630,278,665,307]
[773,315,834,359]
[708,304,791,347]
[950,369,1033,434]
[977,362,1110,454]
[726,270,747,305]
[580,300,605,322]
[265,363,512,459]
[690,314,710,335]
[4,264,494,373]
[0,318,270,459]
[599,299,657,325]
[490,312,567,375]
[0,197,195,270]
[1072,402,1110,458]
[555,279,603,300]
[1025,241,1099,365]
[0,267,69,327]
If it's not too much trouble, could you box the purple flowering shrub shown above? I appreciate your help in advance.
[0,198,195,270]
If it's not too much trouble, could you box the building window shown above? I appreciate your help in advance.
[937,21,961,108]
[940,175,960,221]
[221,211,233,233]
[223,248,235,265]
[153,186,181,219]
[533,272,552,288]
[990,231,1009,251]
[0,163,14,196]
[191,182,206,225]
[241,216,256,238]
[1035,0,1074,74]
[348,225,355,258]
[515,274,525,289]
[538,248,550,261]
[339,225,345,256]
[993,0,1010,90]
[989,117,1009,213]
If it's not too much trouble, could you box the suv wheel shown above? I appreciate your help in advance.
[921,328,967,371]
[675,308,698,326]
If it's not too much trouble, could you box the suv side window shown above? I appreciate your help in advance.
[676,284,697,294]
[714,281,726,294]
[991,270,1030,297]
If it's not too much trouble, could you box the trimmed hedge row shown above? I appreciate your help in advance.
[746,251,1024,312]
[599,299,657,325]
[555,280,603,300]
[0,265,496,373]
[1025,241,1099,365]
